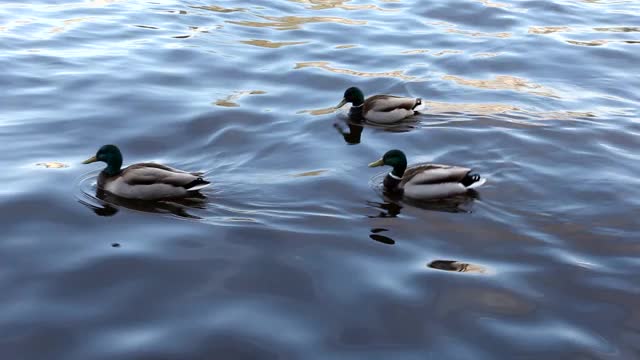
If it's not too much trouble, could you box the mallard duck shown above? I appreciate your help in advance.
[368,149,486,200]
[336,87,422,123]
[82,144,210,200]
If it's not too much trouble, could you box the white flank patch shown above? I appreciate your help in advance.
[188,183,211,191]
[413,102,427,112]
[466,177,487,189]
[365,108,414,124]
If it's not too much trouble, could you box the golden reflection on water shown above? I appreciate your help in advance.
[335,44,357,49]
[531,26,640,35]
[432,22,511,38]
[528,26,572,35]
[297,106,338,116]
[295,61,416,80]
[426,101,597,124]
[580,0,635,3]
[49,17,93,34]
[537,110,597,120]
[424,101,519,115]
[289,0,396,11]
[241,39,308,48]
[36,162,69,169]
[432,49,463,56]
[0,19,32,33]
[473,52,501,58]
[227,15,366,31]
[442,74,559,98]
[447,28,511,38]
[594,26,640,32]
[191,5,247,13]
[475,0,510,7]
[290,169,329,177]
[530,26,640,47]
[567,39,639,46]
[401,49,430,54]
[214,90,266,107]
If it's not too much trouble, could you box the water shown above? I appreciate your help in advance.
[1,0,639,358]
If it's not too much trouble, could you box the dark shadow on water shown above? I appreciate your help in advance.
[369,228,395,245]
[79,188,207,219]
[367,200,403,218]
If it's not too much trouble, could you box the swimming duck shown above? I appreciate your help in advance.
[369,149,486,200]
[336,87,422,123]
[82,145,210,200]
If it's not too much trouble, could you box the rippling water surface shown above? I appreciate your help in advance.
[2,0,640,358]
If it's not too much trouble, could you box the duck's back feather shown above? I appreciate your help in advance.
[397,163,477,200]
[363,95,421,123]
[121,163,203,187]
[401,164,471,187]
[364,95,420,113]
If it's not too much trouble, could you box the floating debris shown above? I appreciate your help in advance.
[291,169,328,177]
[427,260,488,274]
[369,234,395,245]
[214,90,266,107]
[36,162,69,169]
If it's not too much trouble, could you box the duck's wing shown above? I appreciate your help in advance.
[364,95,421,113]
[121,163,209,189]
[402,164,471,186]
[133,163,204,176]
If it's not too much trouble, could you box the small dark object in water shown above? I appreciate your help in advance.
[369,234,395,245]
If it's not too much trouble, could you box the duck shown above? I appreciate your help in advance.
[368,149,486,200]
[335,87,422,123]
[82,144,210,200]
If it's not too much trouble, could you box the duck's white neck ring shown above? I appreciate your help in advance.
[388,172,402,180]
[351,104,364,108]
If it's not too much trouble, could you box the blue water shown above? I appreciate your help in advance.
[1,0,639,358]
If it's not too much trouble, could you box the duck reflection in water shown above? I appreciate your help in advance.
[79,188,207,219]
[369,228,396,245]
[332,100,418,145]
[333,121,364,145]
[368,189,478,217]
[333,104,365,144]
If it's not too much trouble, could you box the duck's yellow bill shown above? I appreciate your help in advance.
[335,98,347,109]
[368,159,384,167]
[82,156,97,164]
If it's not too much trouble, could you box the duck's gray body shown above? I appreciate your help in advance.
[384,163,485,200]
[98,163,209,200]
[362,95,422,123]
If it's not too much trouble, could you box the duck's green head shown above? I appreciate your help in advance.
[336,87,365,108]
[369,149,407,177]
[83,144,123,176]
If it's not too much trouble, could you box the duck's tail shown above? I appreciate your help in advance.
[184,177,211,191]
[412,98,422,110]
[461,173,486,189]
